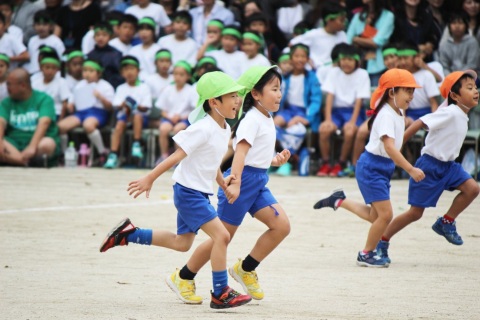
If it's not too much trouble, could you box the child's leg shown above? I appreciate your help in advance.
[110,120,126,153]
[36,137,57,157]
[382,206,425,240]
[319,121,336,162]
[132,113,144,141]
[0,139,26,165]
[364,200,393,252]
[83,117,106,154]
[159,121,173,158]
[351,120,369,166]
[339,122,357,163]
[57,116,81,135]
[199,217,230,271]
[151,230,196,252]
[339,198,376,222]
[444,178,479,220]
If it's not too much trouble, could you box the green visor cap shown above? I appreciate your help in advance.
[237,65,277,98]
[188,71,245,124]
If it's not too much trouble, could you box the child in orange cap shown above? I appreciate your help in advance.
[313,68,425,268]
[375,70,480,263]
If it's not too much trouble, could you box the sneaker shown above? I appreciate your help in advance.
[316,163,331,177]
[210,286,252,309]
[99,218,137,252]
[103,153,118,169]
[329,163,343,177]
[166,269,203,304]
[313,189,346,210]
[276,162,292,176]
[131,141,143,158]
[376,240,391,264]
[229,259,264,300]
[338,165,355,178]
[356,251,389,268]
[432,217,464,245]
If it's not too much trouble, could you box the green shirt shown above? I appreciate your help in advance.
[0,90,59,145]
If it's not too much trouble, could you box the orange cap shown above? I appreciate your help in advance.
[370,68,422,110]
[440,70,477,99]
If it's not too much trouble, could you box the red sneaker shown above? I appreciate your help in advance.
[210,286,252,309]
[99,218,137,252]
[316,163,331,177]
[329,163,343,177]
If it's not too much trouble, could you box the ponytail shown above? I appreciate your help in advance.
[368,89,394,131]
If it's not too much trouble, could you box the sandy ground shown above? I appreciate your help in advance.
[1,167,479,320]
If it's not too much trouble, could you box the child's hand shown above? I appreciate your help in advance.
[93,90,102,99]
[287,116,308,127]
[206,32,220,45]
[128,175,154,199]
[408,167,425,183]
[170,114,180,124]
[225,181,241,204]
[271,149,291,166]
[67,103,75,114]
[223,174,236,187]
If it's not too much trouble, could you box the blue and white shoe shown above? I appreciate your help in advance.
[313,189,346,210]
[131,141,143,159]
[376,240,391,264]
[356,251,389,268]
[432,217,463,245]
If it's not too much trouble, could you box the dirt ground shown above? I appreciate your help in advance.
[1,167,479,320]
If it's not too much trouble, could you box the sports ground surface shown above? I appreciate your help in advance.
[1,167,479,319]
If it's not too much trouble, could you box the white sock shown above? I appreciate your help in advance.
[60,134,68,152]
[88,129,106,154]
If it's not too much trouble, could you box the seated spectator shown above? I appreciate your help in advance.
[0,53,9,101]
[276,0,312,40]
[0,68,59,166]
[192,55,218,83]
[109,14,138,55]
[0,0,23,40]
[82,11,126,55]
[125,0,171,37]
[278,52,293,76]
[11,0,44,44]
[244,12,281,63]
[196,19,224,61]
[0,12,29,69]
[145,49,173,103]
[241,30,271,73]
[64,50,84,92]
[128,17,161,80]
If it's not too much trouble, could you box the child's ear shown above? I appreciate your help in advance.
[251,88,261,100]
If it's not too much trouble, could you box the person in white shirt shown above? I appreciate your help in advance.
[145,49,173,103]
[155,60,196,164]
[0,53,9,101]
[128,17,161,80]
[0,12,29,69]
[240,30,270,73]
[125,0,171,36]
[206,26,247,80]
[0,1,23,40]
[57,59,114,161]
[31,55,71,119]
[104,55,152,168]
[157,10,198,66]
[82,11,126,55]
[25,10,65,75]
[109,14,138,55]
[64,50,84,92]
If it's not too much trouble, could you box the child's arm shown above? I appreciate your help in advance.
[324,93,334,122]
[9,51,29,63]
[21,117,51,162]
[128,147,187,199]
[94,90,113,111]
[60,100,69,120]
[348,98,363,126]
[429,96,439,113]
[224,140,251,204]
[403,119,427,145]
[383,136,425,182]
[271,149,291,167]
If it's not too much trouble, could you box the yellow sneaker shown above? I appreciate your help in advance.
[166,269,203,304]
[229,259,264,300]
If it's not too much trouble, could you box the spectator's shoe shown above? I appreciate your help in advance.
[432,217,464,245]
[276,162,292,176]
[166,269,203,304]
[99,218,137,252]
[313,189,346,210]
[329,163,343,177]
[376,240,391,264]
[103,153,118,169]
[131,141,144,159]
[210,286,252,309]
[356,251,389,268]
[316,163,331,177]
[229,259,264,300]
[338,165,355,177]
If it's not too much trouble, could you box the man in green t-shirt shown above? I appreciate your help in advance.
[0,68,59,166]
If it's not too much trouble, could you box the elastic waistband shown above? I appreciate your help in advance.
[175,183,210,197]
[364,151,394,165]
[243,166,268,174]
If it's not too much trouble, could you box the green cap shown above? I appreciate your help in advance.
[188,71,244,124]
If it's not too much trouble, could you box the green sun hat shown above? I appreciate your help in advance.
[188,71,245,124]
[237,65,278,98]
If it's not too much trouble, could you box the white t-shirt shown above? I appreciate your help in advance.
[157,34,198,65]
[410,69,440,110]
[234,107,276,169]
[365,103,405,158]
[109,38,132,56]
[155,83,197,118]
[125,3,171,36]
[277,4,303,36]
[322,67,371,107]
[71,79,115,111]
[145,73,173,101]
[0,32,27,69]
[172,114,230,194]
[7,25,23,40]
[26,34,66,74]
[420,104,469,161]
[287,74,305,107]
[0,82,8,102]
[32,74,71,116]
[129,43,161,78]
[81,29,95,55]
[65,74,80,92]
[206,49,247,80]
[241,54,271,73]
[113,82,152,109]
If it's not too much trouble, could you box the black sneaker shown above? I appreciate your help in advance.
[210,286,252,309]
[313,189,346,210]
[99,218,137,252]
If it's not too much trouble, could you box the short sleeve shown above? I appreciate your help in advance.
[422,71,440,98]
[321,68,336,94]
[375,110,396,140]
[173,122,207,155]
[38,93,56,121]
[113,86,125,107]
[357,70,372,99]
[138,84,152,109]
[59,79,72,102]
[102,81,115,102]
[420,108,451,131]
[235,113,259,147]
[155,86,169,110]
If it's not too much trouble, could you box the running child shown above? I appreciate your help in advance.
[167,66,291,303]
[313,68,425,268]
[99,71,252,309]
[376,70,480,264]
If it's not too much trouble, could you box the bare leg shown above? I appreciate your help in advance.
[57,116,81,134]
[159,121,173,158]
[36,137,56,157]
[319,122,336,161]
[0,139,25,165]
[364,200,393,251]
[339,198,375,222]
[339,123,357,162]
[110,121,126,153]
[383,206,424,240]
[133,114,143,141]
[352,121,369,166]
[445,179,480,219]
[151,230,196,252]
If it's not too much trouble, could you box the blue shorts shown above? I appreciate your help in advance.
[117,110,149,127]
[161,118,190,126]
[406,107,430,120]
[356,151,395,204]
[408,154,472,207]
[173,183,218,235]
[332,107,365,128]
[74,107,110,127]
[275,105,306,123]
[217,166,277,226]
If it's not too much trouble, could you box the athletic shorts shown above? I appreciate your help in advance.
[332,107,365,128]
[406,107,430,121]
[117,110,149,127]
[356,151,395,204]
[275,105,306,123]
[74,107,110,127]
[161,118,190,127]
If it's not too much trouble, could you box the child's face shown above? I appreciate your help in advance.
[327,14,347,32]
[94,30,111,48]
[253,76,282,113]
[156,58,171,75]
[241,38,259,58]
[41,63,59,82]
[398,55,416,72]
[463,0,480,17]
[137,0,150,7]
[215,91,241,119]
[279,60,293,74]
[0,5,12,20]
[248,21,266,34]
[455,77,479,108]
[221,35,238,53]
[383,54,398,70]
[118,23,136,43]
[0,60,8,79]
[34,22,52,38]
[206,26,221,43]
[173,67,190,86]
[121,64,139,84]
[449,19,467,38]
[291,48,308,72]
[67,57,84,78]
[392,87,415,110]
[82,66,101,82]
[138,27,155,44]
[339,57,356,74]
[173,20,190,37]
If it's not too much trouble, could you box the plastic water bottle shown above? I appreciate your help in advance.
[298,147,310,177]
[65,142,78,168]
[78,143,90,167]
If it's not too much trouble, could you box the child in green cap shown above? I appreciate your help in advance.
[99,71,252,309]
[169,65,291,303]
[0,53,9,101]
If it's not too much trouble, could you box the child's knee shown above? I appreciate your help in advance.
[408,207,424,221]
[463,179,480,199]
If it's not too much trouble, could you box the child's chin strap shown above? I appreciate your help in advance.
[458,103,471,112]
[214,107,225,118]
[257,100,271,115]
